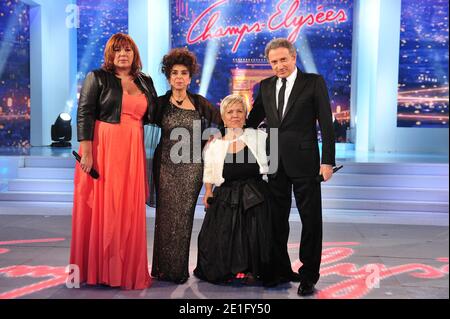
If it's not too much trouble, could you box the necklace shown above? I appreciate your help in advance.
[172,95,186,106]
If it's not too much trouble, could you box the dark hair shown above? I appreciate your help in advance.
[102,33,142,77]
[161,48,199,79]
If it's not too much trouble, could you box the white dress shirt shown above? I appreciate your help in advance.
[275,68,298,118]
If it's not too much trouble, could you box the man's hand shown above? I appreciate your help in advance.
[320,164,333,182]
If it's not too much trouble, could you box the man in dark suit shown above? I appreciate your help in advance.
[247,38,336,296]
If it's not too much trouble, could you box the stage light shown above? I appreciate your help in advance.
[296,36,318,74]
[51,113,72,147]
[199,39,220,97]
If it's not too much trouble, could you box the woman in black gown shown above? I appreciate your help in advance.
[151,48,222,284]
[194,95,274,285]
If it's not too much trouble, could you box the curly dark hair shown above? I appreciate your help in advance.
[161,48,199,79]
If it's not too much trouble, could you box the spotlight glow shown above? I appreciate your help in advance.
[59,113,72,121]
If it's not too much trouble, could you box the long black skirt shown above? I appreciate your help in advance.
[194,177,273,284]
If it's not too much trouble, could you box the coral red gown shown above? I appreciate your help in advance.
[70,92,151,290]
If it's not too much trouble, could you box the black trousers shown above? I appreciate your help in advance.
[268,160,323,284]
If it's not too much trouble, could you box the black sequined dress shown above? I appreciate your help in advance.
[151,101,203,283]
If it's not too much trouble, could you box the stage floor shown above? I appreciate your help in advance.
[0,145,448,164]
[0,215,448,299]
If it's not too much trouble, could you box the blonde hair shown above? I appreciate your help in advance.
[220,94,248,117]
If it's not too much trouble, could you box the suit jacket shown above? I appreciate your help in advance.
[247,68,335,177]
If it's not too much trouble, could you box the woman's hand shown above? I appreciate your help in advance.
[80,152,93,174]
[206,131,222,148]
[79,141,93,174]
[203,189,214,209]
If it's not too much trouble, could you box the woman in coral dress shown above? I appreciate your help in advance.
[70,33,158,289]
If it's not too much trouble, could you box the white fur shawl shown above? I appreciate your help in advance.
[203,128,269,187]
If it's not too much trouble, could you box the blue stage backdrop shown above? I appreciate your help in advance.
[0,0,30,147]
[397,0,449,128]
[76,0,128,93]
[171,0,353,142]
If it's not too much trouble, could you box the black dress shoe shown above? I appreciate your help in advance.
[297,281,315,296]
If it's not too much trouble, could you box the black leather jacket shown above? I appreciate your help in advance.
[77,68,158,141]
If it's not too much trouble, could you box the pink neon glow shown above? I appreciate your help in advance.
[0,238,66,245]
[0,240,447,299]
[267,0,347,43]
[0,265,67,299]
[318,262,447,299]
[186,0,348,53]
